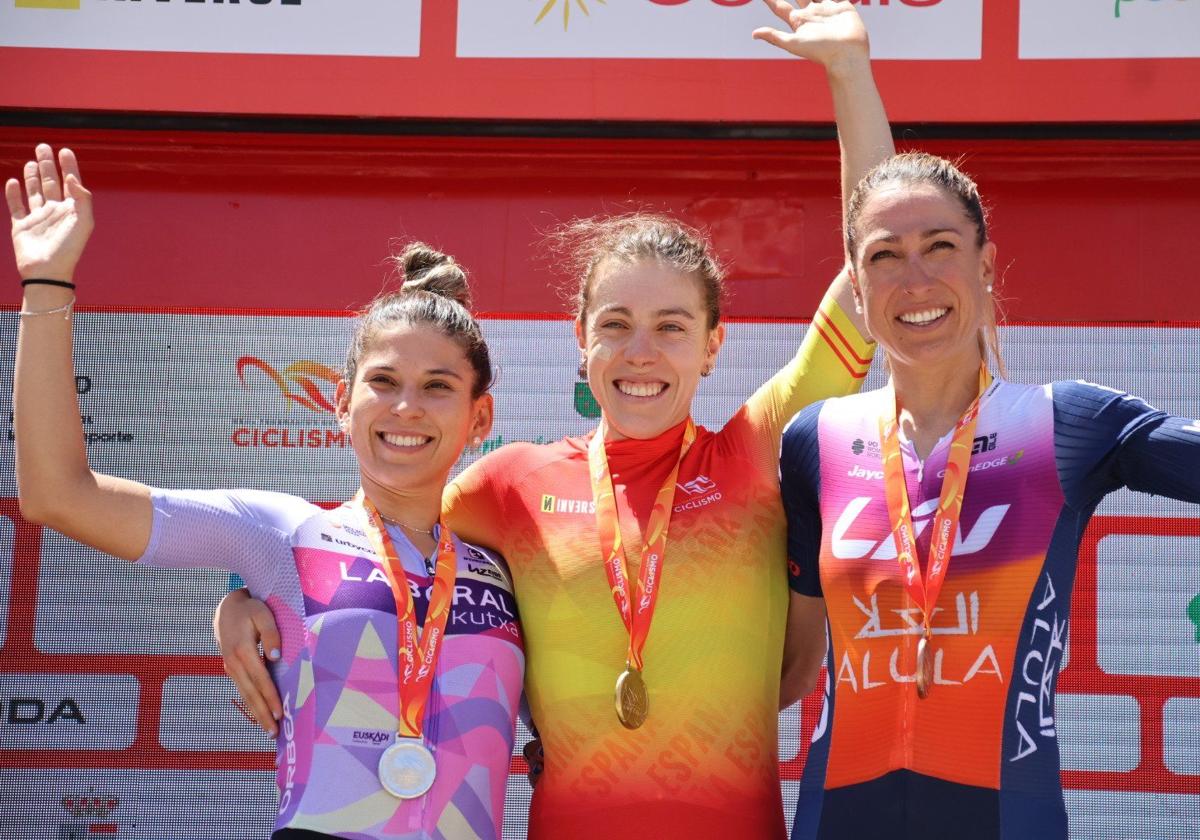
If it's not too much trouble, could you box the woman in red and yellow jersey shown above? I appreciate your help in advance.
[216,3,893,837]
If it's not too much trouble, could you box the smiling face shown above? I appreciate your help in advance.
[851,181,996,375]
[336,323,493,501]
[576,259,724,441]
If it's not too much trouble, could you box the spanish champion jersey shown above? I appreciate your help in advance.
[443,295,874,840]
[138,489,524,840]
[780,379,1200,840]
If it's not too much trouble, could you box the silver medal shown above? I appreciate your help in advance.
[378,738,437,799]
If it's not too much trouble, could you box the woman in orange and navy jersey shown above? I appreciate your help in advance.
[215,3,895,837]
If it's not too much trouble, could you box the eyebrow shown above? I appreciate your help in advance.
[595,305,697,320]
[367,364,464,380]
[868,227,962,245]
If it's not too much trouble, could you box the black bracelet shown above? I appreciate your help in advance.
[21,278,76,290]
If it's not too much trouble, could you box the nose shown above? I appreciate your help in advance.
[389,385,425,418]
[899,254,937,295]
[622,327,657,366]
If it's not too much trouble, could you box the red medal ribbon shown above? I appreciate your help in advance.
[588,418,697,673]
[878,367,991,638]
[358,491,458,739]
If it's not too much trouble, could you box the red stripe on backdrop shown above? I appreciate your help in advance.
[1,130,1198,322]
[0,4,1197,122]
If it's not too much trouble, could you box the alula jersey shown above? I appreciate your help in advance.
[137,489,524,840]
[780,379,1200,840]
[443,294,875,840]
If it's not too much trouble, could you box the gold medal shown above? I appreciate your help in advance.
[916,632,934,700]
[614,666,649,730]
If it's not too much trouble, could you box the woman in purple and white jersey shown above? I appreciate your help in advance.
[8,147,523,840]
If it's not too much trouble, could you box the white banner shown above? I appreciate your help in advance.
[457,0,983,61]
[0,673,139,751]
[1019,0,1200,59]
[0,0,421,58]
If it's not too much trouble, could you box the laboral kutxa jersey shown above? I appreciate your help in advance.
[137,490,524,840]
[443,293,875,840]
[781,378,1200,840]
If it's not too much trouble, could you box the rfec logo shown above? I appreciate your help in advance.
[236,357,340,414]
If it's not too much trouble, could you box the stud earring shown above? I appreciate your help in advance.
[986,284,993,293]
[472,436,483,449]
[854,303,863,314]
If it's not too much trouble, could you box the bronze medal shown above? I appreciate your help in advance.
[614,666,649,730]
[916,633,934,700]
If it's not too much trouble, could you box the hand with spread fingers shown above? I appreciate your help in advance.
[753,0,870,72]
[6,143,94,282]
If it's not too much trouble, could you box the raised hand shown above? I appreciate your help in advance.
[6,144,94,282]
[752,0,870,71]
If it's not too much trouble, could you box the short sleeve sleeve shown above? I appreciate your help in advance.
[721,291,873,476]
[137,488,310,597]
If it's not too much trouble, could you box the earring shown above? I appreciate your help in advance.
[701,364,713,378]
[986,284,993,293]
[471,436,483,449]
[578,357,587,379]
[854,303,863,314]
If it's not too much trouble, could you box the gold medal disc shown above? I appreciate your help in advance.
[916,635,934,700]
[615,667,649,729]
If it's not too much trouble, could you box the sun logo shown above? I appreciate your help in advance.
[534,0,606,32]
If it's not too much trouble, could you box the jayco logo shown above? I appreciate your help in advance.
[831,496,1010,560]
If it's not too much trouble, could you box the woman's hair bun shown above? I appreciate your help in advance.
[393,242,472,309]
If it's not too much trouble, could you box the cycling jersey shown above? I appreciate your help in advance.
[138,489,524,840]
[780,379,1200,840]
[443,295,874,840]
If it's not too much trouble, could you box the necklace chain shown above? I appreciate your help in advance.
[379,514,435,536]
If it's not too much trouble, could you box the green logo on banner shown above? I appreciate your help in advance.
[1188,593,1200,643]
[575,382,601,419]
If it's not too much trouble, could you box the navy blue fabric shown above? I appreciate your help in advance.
[780,401,826,597]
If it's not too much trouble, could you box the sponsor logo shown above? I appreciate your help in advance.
[846,464,884,481]
[352,729,391,746]
[3,696,85,725]
[237,357,339,414]
[468,561,504,582]
[936,449,1023,479]
[232,356,348,450]
[480,434,551,454]
[676,474,717,496]
[850,438,882,458]
[831,496,1010,561]
[672,473,723,513]
[972,433,997,454]
[58,789,120,839]
[320,532,369,552]
[574,382,601,419]
[16,1,79,9]
[539,494,596,515]
[836,589,1003,693]
[1011,572,1067,761]
[7,371,134,446]
[279,692,297,815]
[1188,593,1200,643]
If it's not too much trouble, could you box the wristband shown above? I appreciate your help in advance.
[21,278,76,290]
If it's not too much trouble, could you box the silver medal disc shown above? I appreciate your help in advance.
[378,739,437,799]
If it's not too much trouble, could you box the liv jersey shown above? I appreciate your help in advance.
[781,379,1200,840]
[138,490,524,840]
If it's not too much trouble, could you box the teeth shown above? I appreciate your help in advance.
[898,307,948,325]
[617,381,666,398]
[382,433,431,447]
